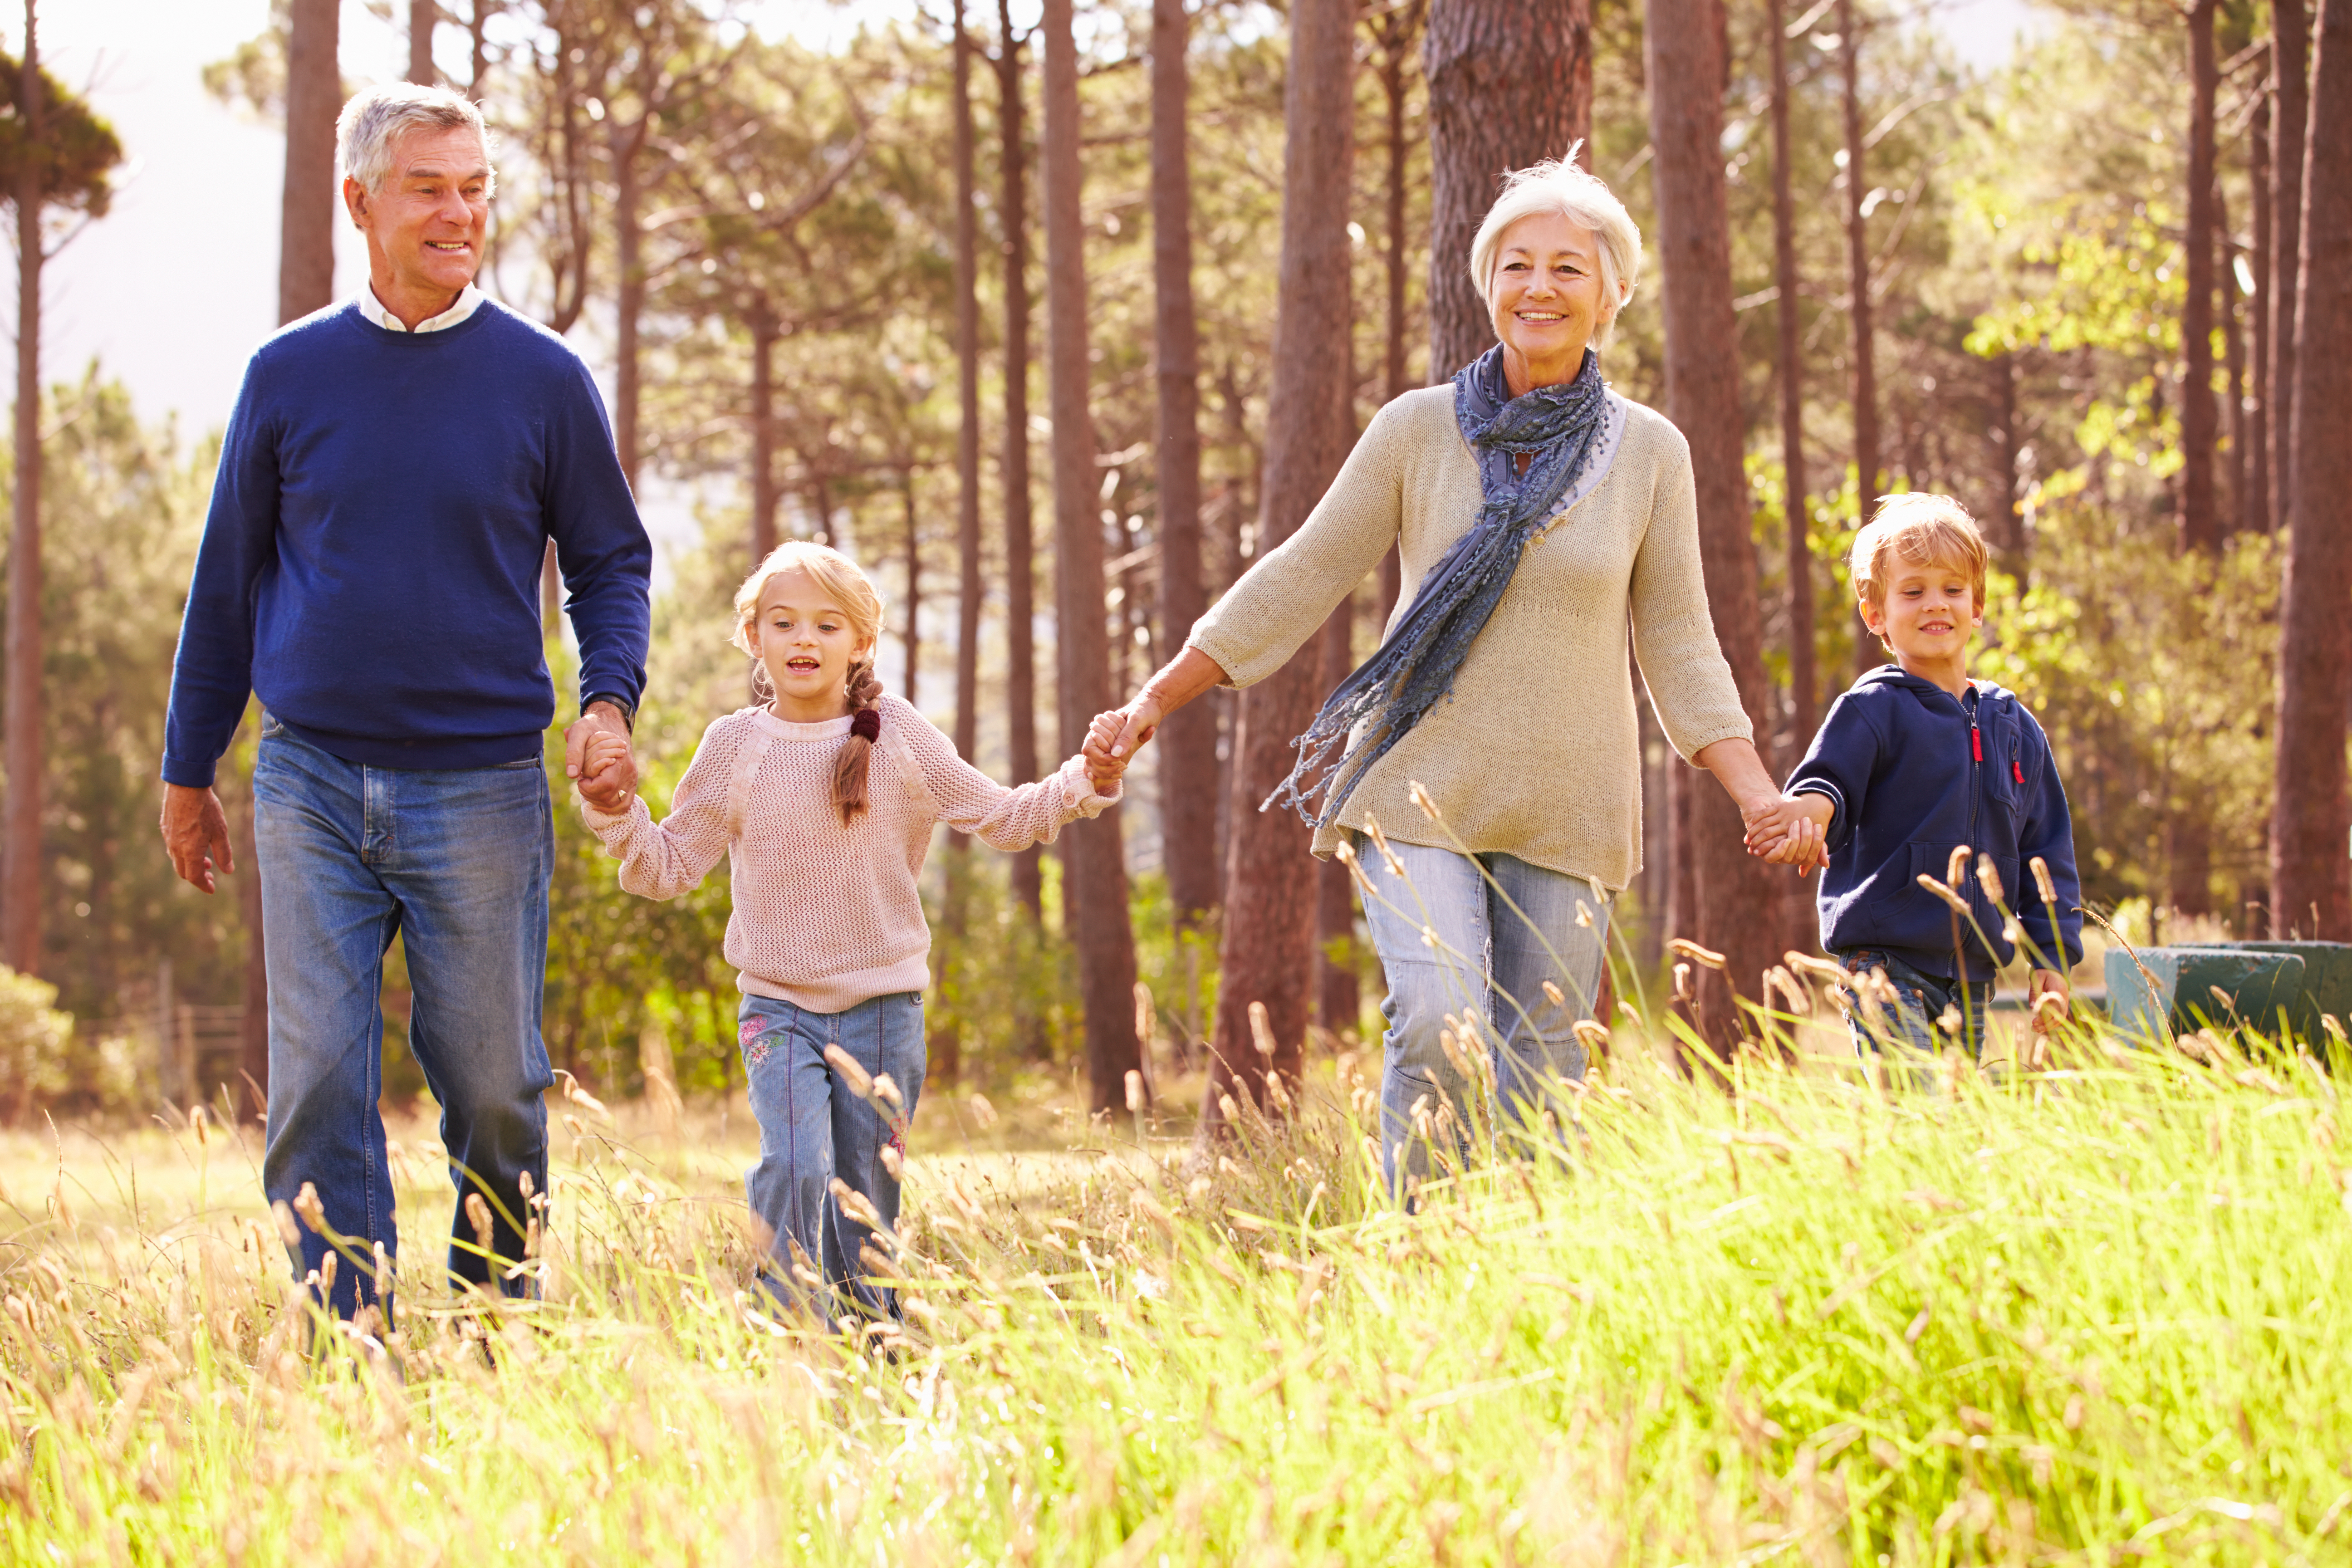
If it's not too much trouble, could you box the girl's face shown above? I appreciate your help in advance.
[748,568,872,723]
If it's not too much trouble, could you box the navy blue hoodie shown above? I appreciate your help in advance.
[1786,666,2083,982]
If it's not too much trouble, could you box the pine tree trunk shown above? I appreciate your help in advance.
[409,0,436,84]
[1838,0,1879,676]
[470,0,491,95]
[1315,599,1360,1039]
[1422,0,1592,378]
[1150,0,1219,929]
[1769,0,1814,751]
[1375,1,1421,623]
[2181,0,2220,555]
[2270,0,2352,941]
[612,135,645,492]
[901,472,921,702]
[1200,0,1356,1134]
[2219,176,2247,539]
[1041,0,1142,1112]
[1992,352,2025,565]
[4,0,39,976]
[280,0,339,324]
[1648,0,1779,1053]
[2271,0,2309,535]
[2249,89,2274,535]
[750,304,779,563]
[998,9,1043,920]
[951,0,983,834]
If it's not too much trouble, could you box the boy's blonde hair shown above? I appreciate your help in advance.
[1850,494,1989,611]
[733,541,887,825]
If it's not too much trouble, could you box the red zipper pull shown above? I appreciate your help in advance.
[1971,725,1983,763]
[2013,758,2025,785]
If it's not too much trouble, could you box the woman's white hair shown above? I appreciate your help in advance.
[336,83,497,195]
[1467,148,1642,348]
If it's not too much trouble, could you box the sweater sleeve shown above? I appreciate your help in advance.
[545,356,653,715]
[161,357,281,787]
[2013,710,2085,971]
[1185,397,1409,689]
[1627,426,1755,761]
[1784,690,1882,853]
[892,700,1119,851]
[583,715,740,899]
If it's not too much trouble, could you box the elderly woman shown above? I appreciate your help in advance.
[1110,157,1775,1182]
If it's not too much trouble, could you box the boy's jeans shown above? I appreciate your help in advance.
[737,990,926,1321]
[1352,833,1609,1193]
[1839,947,1991,1061]
[253,720,554,1319]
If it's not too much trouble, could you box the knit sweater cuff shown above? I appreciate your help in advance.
[579,792,650,838]
[1059,756,1122,817]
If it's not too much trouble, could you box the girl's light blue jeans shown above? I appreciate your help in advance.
[737,990,926,1321]
[1352,833,1609,1193]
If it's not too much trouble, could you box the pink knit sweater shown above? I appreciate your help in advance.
[582,694,1119,1013]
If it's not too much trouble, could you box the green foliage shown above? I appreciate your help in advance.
[0,51,124,219]
[0,965,70,1121]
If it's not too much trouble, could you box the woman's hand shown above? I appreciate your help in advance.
[1107,646,1229,763]
[1744,792,1833,875]
[1691,737,1781,836]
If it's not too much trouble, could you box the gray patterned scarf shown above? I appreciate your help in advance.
[1265,344,1609,824]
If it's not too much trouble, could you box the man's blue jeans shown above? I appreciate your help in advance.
[1353,833,1609,1192]
[737,991,926,1322]
[1839,947,1991,1063]
[253,720,554,1318]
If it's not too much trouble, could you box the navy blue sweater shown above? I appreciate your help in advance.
[1786,666,2083,982]
[162,299,652,786]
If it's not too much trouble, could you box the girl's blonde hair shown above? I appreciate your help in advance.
[733,541,887,825]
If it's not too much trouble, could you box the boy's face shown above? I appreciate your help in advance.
[1860,554,1983,667]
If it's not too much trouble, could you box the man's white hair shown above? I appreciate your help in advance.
[336,83,496,194]
[1467,149,1642,348]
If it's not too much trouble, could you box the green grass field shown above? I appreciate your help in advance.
[2,1015,2348,1565]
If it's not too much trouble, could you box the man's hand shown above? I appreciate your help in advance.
[564,701,637,802]
[2028,967,2071,1034]
[575,731,637,812]
[161,784,235,894]
[1083,710,1130,792]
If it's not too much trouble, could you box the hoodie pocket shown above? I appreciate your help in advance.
[1871,841,1967,919]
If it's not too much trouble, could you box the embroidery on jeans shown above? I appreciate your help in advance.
[740,1017,773,1069]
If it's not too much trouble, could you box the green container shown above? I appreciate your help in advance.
[2103,946,2306,1043]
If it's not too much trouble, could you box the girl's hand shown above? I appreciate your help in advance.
[1083,710,1129,789]
[576,731,638,812]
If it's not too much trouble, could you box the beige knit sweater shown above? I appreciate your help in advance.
[1187,386,1750,894]
[583,694,1117,1013]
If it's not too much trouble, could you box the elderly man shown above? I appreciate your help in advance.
[159,83,650,1321]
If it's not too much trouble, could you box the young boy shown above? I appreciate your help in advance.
[1746,495,2082,1056]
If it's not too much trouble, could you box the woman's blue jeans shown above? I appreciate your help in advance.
[1353,833,1609,1193]
[253,721,554,1319]
[737,990,926,1321]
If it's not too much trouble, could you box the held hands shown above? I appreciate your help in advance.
[1743,791,1835,876]
[1083,710,1131,794]
[574,729,638,812]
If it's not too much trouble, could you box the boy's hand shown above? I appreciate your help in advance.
[1083,710,1128,791]
[1744,792,1833,875]
[2028,967,2070,1033]
[576,730,637,812]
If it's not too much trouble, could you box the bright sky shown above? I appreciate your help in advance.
[33,0,2043,445]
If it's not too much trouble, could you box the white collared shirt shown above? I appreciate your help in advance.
[353,282,486,333]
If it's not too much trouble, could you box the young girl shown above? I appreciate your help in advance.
[575,541,1126,1318]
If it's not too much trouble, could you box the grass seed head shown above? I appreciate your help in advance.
[1975,855,2005,904]
[1124,1070,1146,1113]
[273,1200,302,1248]
[1668,937,1728,972]
[880,1145,904,1181]
[2030,855,2058,904]
[465,1191,494,1257]
[967,1092,998,1129]
[871,1073,905,1112]
[1947,844,1972,888]
[1248,1000,1278,1059]
[822,1044,875,1101]
[294,1182,327,1235]
[1916,873,1970,913]
[1543,980,1567,1008]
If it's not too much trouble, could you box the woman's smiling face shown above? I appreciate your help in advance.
[749,568,871,722]
[1488,210,1613,386]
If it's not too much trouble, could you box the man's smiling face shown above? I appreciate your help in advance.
[344,124,491,307]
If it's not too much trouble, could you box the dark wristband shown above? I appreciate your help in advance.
[583,693,636,734]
